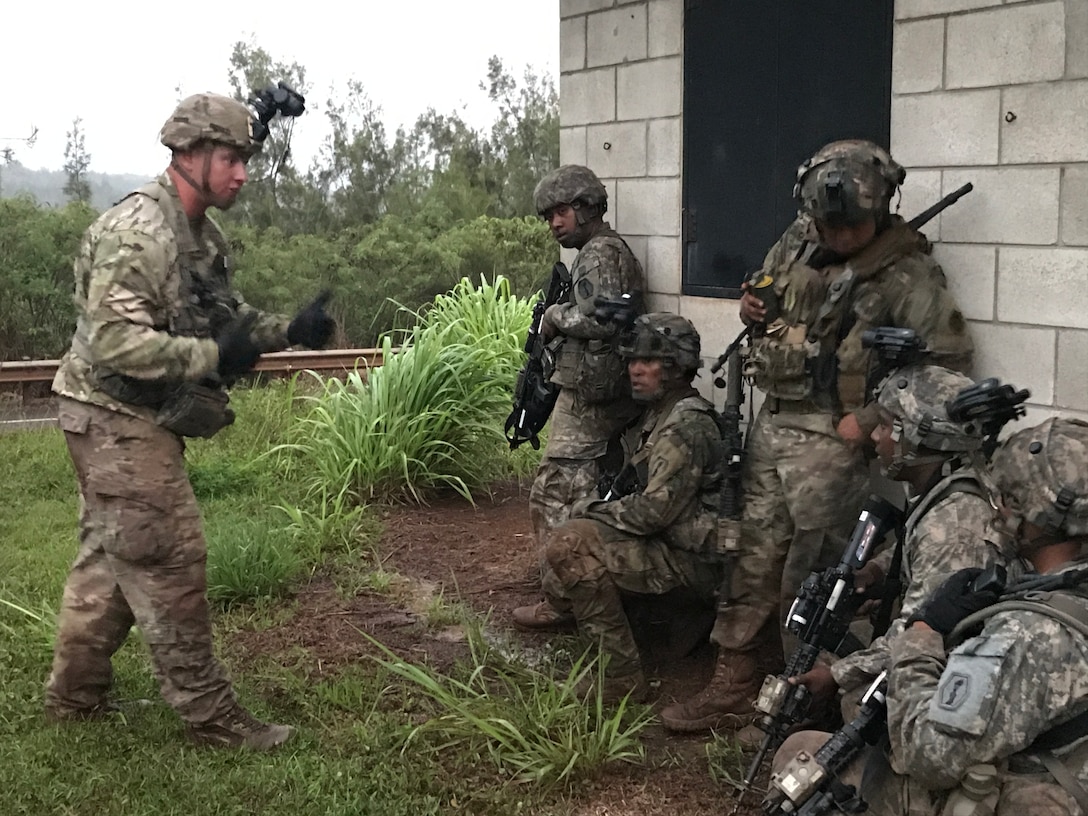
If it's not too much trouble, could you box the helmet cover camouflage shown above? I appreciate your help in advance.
[876,365,983,455]
[794,139,906,225]
[160,93,261,159]
[618,312,701,375]
[533,164,608,217]
[990,417,1088,539]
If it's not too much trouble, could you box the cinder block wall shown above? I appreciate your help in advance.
[892,0,1088,424]
[558,0,1088,420]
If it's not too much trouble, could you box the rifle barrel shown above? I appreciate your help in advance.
[906,182,973,230]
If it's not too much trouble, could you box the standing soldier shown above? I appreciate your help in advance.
[515,313,724,701]
[517,165,646,628]
[661,139,974,735]
[44,93,334,749]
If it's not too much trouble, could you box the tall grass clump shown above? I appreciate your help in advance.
[205,515,302,605]
[281,276,540,505]
[371,625,652,786]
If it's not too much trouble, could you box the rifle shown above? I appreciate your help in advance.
[906,182,973,231]
[709,330,747,644]
[714,182,976,377]
[504,262,572,450]
[732,495,902,813]
[762,671,889,816]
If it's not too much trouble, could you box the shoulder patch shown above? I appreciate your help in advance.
[927,633,1013,736]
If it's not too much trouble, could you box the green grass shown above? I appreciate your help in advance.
[277,276,542,507]
[371,625,654,787]
[0,278,654,815]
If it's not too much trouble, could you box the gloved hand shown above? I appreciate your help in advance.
[908,567,1000,637]
[287,289,335,349]
[216,313,262,377]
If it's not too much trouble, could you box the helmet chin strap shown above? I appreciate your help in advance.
[170,149,215,209]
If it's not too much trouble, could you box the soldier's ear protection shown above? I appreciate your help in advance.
[793,146,906,200]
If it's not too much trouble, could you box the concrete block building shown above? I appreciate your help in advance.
[557,0,1087,423]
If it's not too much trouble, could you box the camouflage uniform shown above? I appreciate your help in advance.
[832,364,1027,706]
[722,212,974,656]
[524,313,721,692]
[45,94,301,746]
[773,419,1088,816]
[883,418,1088,816]
[884,580,1088,816]
[662,141,973,734]
[831,483,1021,708]
[541,384,723,677]
[528,166,645,545]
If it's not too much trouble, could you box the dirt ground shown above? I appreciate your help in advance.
[232,479,773,816]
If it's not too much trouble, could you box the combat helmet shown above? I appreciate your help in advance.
[875,364,982,478]
[160,93,261,159]
[990,417,1088,543]
[794,139,905,226]
[533,164,608,221]
[618,312,702,376]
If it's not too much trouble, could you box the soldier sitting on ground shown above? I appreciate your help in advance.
[513,313,724,702]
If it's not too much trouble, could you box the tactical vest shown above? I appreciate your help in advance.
[745,222,925,412]
[553,230,644,404]
[871,468,993,639]
[85,182,240,409]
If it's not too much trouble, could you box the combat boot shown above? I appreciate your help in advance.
[187,706,294,751]
[512,600,576,631]
[659,649,759,733]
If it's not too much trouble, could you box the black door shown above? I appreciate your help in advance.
[682,0,894,297]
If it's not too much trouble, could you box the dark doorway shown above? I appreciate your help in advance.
[681,0,894,298]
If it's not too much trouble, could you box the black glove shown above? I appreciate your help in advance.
[216,313,262,378]
[908,567,1001,637]
[287,289,335,348]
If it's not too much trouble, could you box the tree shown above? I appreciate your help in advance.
[310,80,398,229]
[224,39,316,231]
[62,118,92,204]
[481,57,559,217]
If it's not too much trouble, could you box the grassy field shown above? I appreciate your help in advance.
[0,282,660,815]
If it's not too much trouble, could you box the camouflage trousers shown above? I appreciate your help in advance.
[528,388,640,547]
[713,403,868,654]
[45,398,236,724]
[540,519,720,676]
[772,731,1080,816]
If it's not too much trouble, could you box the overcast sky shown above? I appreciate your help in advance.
[3,1,559,176]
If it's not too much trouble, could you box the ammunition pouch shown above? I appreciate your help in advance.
[744,323,812,400]
[95,372,175,408]
[557,337,628,404]
[156,382,235,438]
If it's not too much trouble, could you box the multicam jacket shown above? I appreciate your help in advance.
[745,214,973,432]
[53,174,290,421]
[578,386,723,555]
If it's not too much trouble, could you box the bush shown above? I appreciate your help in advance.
[0,198,96,360]
[280,276,538,506]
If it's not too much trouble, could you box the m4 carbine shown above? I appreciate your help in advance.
[732,495,901,812]
[762,671,889,816]
[504,262,572,450]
